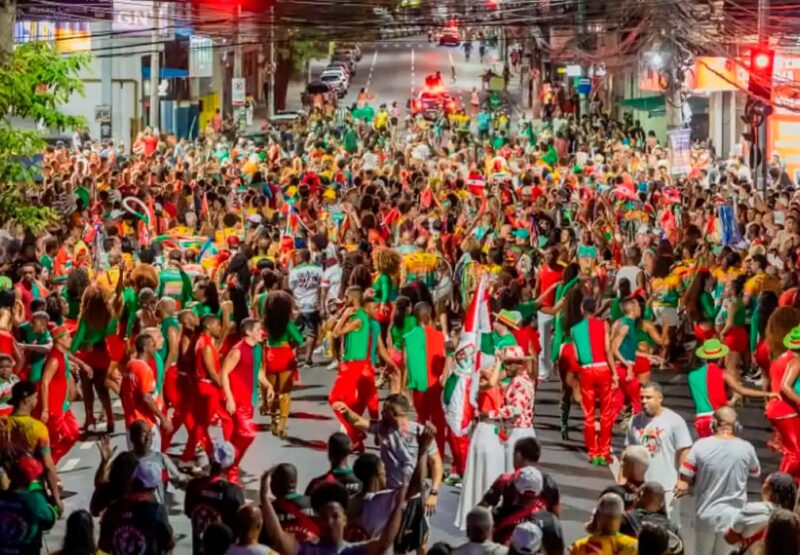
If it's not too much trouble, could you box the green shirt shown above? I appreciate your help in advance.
[342,308,370,362]
[267,321,305,347]
[389,315,417,349]
[18,323,51,383]
[160,316,179,363]
[70,318,118,353]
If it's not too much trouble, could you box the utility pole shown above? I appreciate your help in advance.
[234,2,242,128]
[149,1,160,129]
[100,20,113,142]
[576,0,588,118]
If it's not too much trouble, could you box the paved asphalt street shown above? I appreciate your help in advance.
[285,36,523,116]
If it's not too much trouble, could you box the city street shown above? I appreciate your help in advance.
[44,355,781,552]
[283,36,524,117]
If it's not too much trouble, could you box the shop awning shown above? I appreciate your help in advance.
[620,95,665,112]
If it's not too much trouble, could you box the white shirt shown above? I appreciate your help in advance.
[681,435,760,531]
[288,263,324,313]
[626,408,693,491]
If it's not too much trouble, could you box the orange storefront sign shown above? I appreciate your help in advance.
[769,55,800,183]
[689,56,748,92]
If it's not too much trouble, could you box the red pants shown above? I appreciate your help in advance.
[448,429,469,475]
[611,364,642,419]
[772,416,800,481]
[162,373,196,453]
[329,361,377,447]
[413,386,446,456]
[48,410,80,465]
[579,365,614,459]
[695,415,714,438]
[162,365,179,411]
[228,403,256,482]
[181,380,232,463]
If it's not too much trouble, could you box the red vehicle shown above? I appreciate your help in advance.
[411,88,459,120]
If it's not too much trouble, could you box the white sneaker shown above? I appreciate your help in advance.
[326,360,339,371]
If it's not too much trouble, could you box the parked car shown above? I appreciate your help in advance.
[326,60,351,79]
[339,42,362,61]
[330,51,356,75]
[320,68,349,97]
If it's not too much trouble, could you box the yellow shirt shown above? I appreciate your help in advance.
[0,415,51,458]
[569,534,637,555]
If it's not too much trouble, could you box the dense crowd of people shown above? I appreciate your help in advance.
[2,52,800,555]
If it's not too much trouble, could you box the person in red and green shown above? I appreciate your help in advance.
[718,276,748,405]
[570,297,617,466]
[690,338,774,438]
[404,302,446,456]
[492,309,520,353]
[18,312,53,384]
[15,264,48,322]
[38,326,82,464]
[329,286,377,451]
[610,295,663,420]
[371,248,401,324]
[156,298,181,420]
[221,318,267,483]
[766,326,800,481]
[262,291,304,437]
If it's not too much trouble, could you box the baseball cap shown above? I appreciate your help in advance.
[510,522,543,555]
[211,441,236,469]
[514,466,543,496]
[132,460,162,490]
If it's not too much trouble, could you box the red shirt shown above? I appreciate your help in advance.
[537,264,563,308]
[511,326,540,356]
[195,333,220,381]
[120,358,159,428]
[143,136,158,157]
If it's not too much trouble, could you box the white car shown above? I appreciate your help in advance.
[320,68,349,97]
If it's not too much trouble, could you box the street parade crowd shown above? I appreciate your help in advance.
[2,72,800,555]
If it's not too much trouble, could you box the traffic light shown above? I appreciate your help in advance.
[748,45,774,102]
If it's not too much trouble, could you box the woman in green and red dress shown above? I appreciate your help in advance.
[263,291,304,437]
[70,284,124,433]
[371,248,401,324]
[718,276,749,403]
[386,296,416,394]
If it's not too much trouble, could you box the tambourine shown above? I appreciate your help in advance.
[122,196,150,223]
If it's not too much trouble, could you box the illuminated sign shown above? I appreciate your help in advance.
[769,54,800,183]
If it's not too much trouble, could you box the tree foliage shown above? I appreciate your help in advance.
[0,41,88,232]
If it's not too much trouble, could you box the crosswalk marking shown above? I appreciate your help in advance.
[79,441,95,450]
[59,458,80,472]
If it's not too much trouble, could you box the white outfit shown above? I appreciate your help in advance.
[455,421,505,530]
[536,311,554,380]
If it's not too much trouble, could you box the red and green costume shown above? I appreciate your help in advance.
[767,351,800,480]
[571,316,613,461]
[160,315,181,411]
[328,308,379,449]
[611,316,643,418]
[405,324,446,455]
[687,362,728,437]
[38,349,79,464]
[227,340,262,482]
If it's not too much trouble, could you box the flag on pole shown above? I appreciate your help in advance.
[443,275,494,437]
